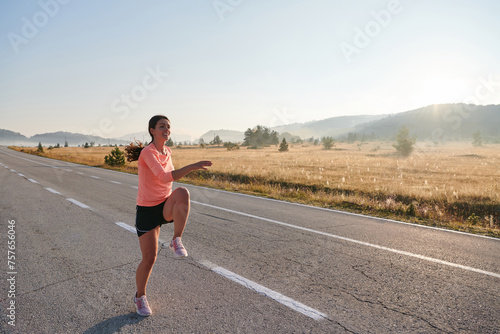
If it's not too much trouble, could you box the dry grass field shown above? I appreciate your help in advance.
[11,141,500,237]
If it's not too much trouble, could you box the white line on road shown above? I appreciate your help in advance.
[110,181,122,185]
[200,260,328,321]
[66,198,91,210]
[45,188,61,195]
[28,178,38,184]
[192,201,500,279]
[91,175,100,179]
[114,221,326,320]
[115,222,136,234]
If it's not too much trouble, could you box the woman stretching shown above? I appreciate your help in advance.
[125,115,212,316]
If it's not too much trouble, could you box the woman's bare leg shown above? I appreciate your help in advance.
[136,226,160,297]
[163,187,190,240]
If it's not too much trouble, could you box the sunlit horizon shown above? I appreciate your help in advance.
[1,1,499,139]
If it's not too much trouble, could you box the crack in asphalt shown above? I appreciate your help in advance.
[341,288,452,333]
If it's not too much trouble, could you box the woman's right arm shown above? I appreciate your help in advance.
[171,161,212,181]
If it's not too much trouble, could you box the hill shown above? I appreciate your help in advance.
[0,130,130,147]
[198,130,245,143]
[272,115,388,139]
[2,104,498,147]
[0,129,30,146]
[356,104,500,142]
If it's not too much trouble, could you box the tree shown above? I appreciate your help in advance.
[64,140,69,147]
[322,137,335,150]
[243,125,279,148]
[37,142,44,153]
[472,130,483,147]
[347,132,358,143]
[166,138,174,147]
[210,135,222,146]
[104,146,126,167]
[393,126,416,157]
[279,138,289,152]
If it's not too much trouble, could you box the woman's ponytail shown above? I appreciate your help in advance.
[124,140,145,162]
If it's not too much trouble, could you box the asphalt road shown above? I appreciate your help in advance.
[0,146,499,333]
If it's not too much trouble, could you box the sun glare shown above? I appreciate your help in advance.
[412,75,467,107]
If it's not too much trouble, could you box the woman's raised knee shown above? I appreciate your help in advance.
[175,187,190,202]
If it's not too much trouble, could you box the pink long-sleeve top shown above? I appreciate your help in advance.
[136,143,174,206]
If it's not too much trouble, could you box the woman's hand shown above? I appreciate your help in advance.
[191,161,212,171]
[171,161,212,181]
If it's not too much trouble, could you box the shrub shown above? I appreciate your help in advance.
[393,126,416,157]
[224,142,240,150]
[321,137,335,150]
[279,138,289,152]
[472,131,482,147]
[104,146,126,167]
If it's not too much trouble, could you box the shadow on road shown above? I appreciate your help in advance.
[83,312,147,334]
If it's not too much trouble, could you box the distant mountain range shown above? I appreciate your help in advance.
[199,104,500,142]
[352,104,500,141]
[0,130,131,147]
[1,104,499,146]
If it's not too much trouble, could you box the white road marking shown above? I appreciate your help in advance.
[115,222,136,234]
[46,188,61,195]
[27,178,38,184]
[131,186,138,189]
[115,221,326,320]
[91,175,100,179]
[17,173,25,177]
[66,198,91,210]
[202,261,328,321]
[77,172,84,175]
[110,181,122,185]
[192,201,500,279]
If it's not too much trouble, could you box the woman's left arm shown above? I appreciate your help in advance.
[171,161,212,181]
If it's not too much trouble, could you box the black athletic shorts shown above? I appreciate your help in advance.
[135,199,173,237]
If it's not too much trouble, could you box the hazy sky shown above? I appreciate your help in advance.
[1,0,499,140]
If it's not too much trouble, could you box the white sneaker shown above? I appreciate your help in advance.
[169,237,188,257]
[134,293,152,317]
